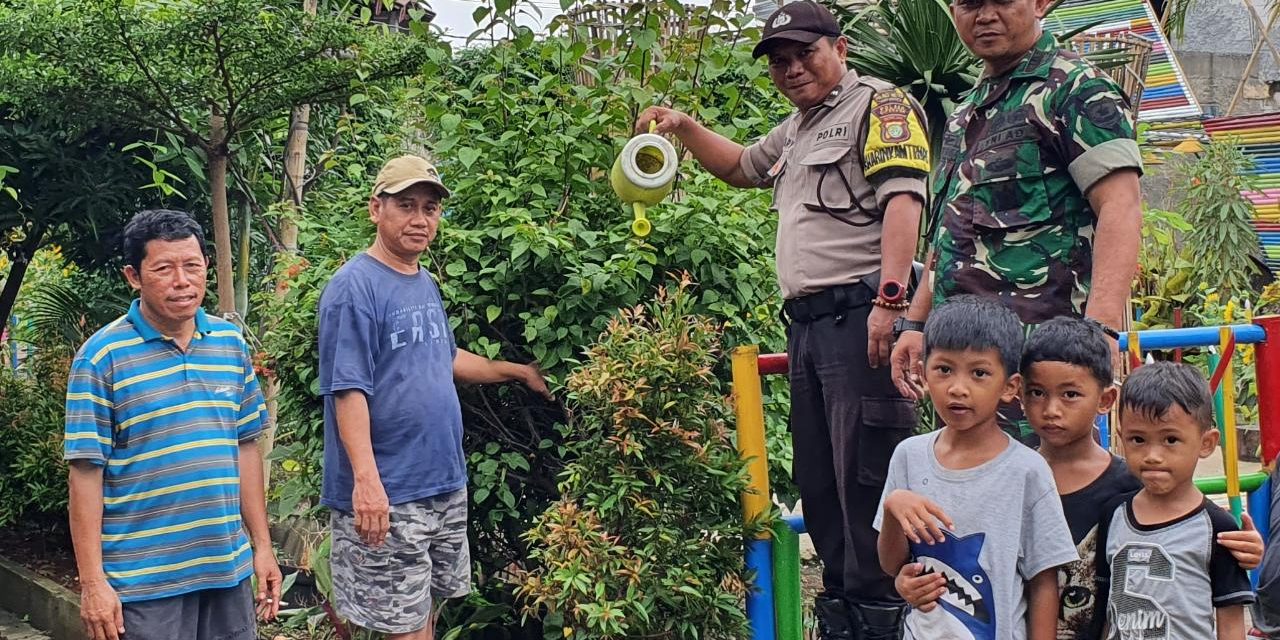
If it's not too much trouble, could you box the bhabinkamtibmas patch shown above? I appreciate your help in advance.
[864,88,929,178]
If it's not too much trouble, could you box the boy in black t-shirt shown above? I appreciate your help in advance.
[1018,318,1262,639]
[1104,363,1256,639]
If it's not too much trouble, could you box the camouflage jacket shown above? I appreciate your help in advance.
[928,32,1142,324]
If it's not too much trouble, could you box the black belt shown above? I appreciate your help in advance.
[782,283,873,324]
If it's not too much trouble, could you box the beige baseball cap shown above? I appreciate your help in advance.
[371,155,450,198]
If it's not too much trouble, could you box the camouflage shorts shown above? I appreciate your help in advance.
[330,489,472,634]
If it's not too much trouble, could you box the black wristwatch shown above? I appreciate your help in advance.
[892,317,926,340]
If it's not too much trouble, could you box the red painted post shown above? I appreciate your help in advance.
[1174,307,1184,363]
[758,353,789,376]
[1254,315,1280,465]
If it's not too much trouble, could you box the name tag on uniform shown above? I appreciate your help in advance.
[814,124,850,144]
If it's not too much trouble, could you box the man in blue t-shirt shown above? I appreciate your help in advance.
[318,155,550,640]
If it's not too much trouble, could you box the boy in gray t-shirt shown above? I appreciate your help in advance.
[876,297,1077,640]
[1101,362,1254,640]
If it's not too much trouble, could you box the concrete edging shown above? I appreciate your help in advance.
[0,554,81,640]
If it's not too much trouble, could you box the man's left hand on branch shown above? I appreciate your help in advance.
[514,363,552,400]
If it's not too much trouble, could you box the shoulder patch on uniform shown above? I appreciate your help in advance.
[863,88,929,179]
[871,89,912,143]
[1085,96,1123,129]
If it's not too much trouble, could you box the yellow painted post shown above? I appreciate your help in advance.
[732,345,771,530]
[1127,330,1142,369]
[1221,327,1244,522]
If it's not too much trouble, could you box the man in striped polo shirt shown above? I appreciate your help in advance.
[64,209,281,640]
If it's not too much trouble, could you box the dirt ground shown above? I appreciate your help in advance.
[0,524,79,593]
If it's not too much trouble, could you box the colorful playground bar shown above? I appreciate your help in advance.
[733,316,1280,640]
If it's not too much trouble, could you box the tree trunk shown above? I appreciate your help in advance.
[261,105,307,481]
[280,104,310,252]
[208,114,236,316]
[0,226,44,338]
[0,244,34,337]
[260,0,318,495]
[279,0,316,251]
[235,202,251,317]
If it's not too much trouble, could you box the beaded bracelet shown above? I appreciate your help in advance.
[872,297,909,312]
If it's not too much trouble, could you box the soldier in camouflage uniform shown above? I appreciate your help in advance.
[890,0,1142,443]
[318,156,552,640]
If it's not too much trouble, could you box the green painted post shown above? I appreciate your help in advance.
[772,520,803,640]
[1210,352,1227,442]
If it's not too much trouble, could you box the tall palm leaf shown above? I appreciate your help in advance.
[21,281,129,347]
[837,0,979,154]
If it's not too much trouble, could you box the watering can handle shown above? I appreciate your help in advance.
[649,120,657,135]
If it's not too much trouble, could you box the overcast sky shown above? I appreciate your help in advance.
[432,0,555,41]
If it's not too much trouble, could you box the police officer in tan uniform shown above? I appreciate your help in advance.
[638,3,928,638]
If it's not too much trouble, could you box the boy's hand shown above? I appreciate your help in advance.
[885,489,954,545]
[895,562,946,611]
[891,331,925,400]
[1218,512,1265,570]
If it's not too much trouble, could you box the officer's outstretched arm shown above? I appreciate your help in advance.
[637,106,752,188]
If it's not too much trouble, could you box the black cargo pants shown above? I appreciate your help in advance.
[786,290,917,605]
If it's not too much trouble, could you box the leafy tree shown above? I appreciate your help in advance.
[0,116,154,331]
[0,0,432,314]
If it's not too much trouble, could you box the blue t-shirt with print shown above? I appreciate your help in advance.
[318,252,465,512]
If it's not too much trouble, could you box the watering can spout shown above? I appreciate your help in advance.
[611,121,677,237]
[631,202,651,237]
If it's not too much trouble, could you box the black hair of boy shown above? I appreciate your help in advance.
[1118,361,1215,431]
[923,294,1024,377]
[122,209,207,272]
[1020,316,1114,385]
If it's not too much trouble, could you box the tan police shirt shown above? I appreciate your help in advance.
[739,70,929,300]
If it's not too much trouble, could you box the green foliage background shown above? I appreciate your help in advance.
[250,1,799,632]
[0,0,807,634]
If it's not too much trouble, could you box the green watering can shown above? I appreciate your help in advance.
[610,121,677,237]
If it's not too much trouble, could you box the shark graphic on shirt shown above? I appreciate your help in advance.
[909,530,996,640]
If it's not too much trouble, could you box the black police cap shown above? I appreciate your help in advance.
[752,2,842,59]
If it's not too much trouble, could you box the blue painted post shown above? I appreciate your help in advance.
[746,538,776,640]
[1096,414,1110,451]
[1248,476,1272,589]
[1117,324,1266,350]
[783,514,806,533]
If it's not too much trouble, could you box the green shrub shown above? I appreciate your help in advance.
[0,345,72,527]
[518,279,764,639]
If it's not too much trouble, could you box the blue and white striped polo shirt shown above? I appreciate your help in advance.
[63,300,266,602]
